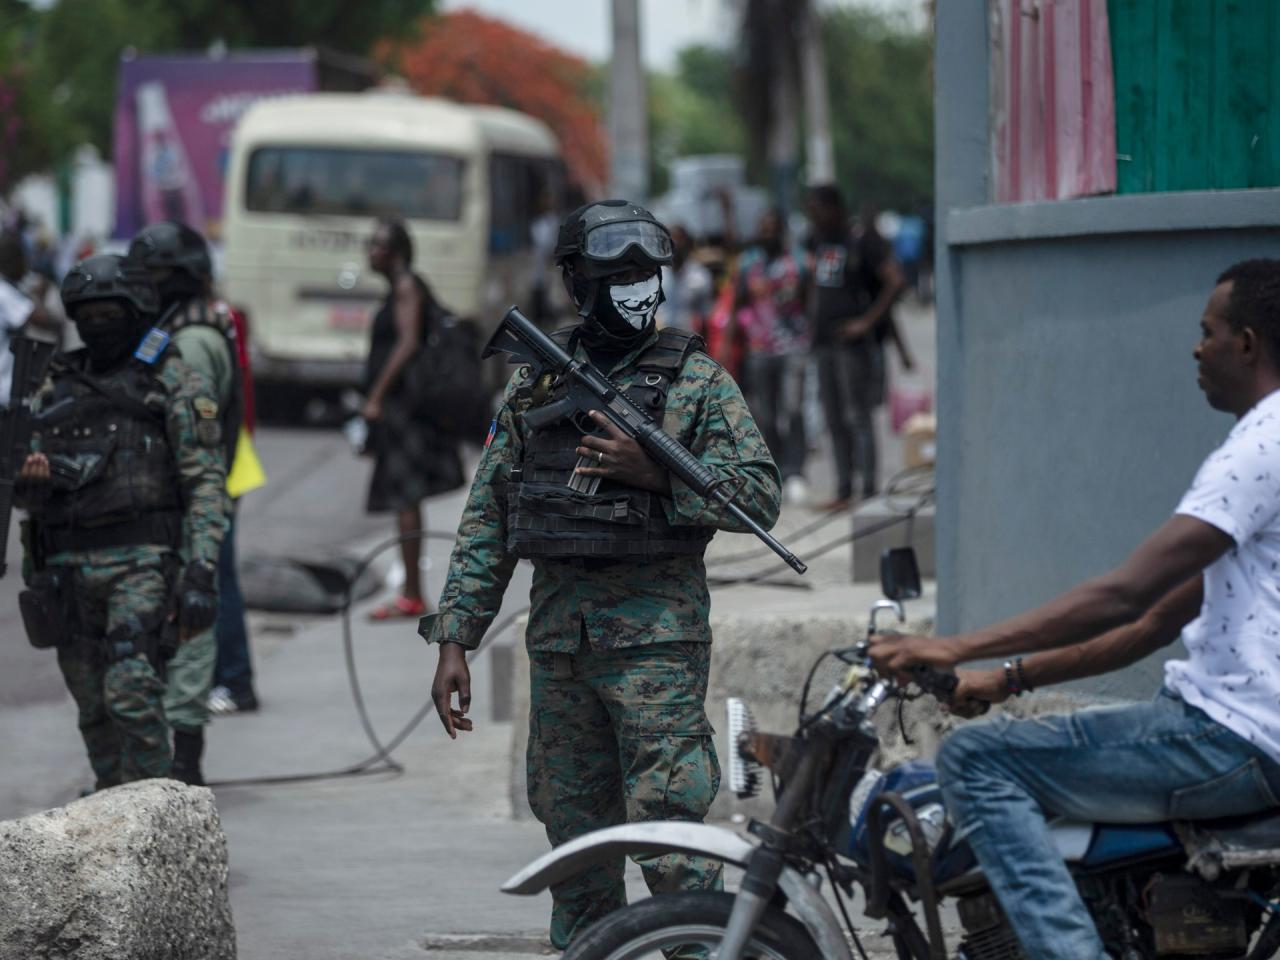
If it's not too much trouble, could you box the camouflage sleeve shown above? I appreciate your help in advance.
[661,354,782,533]
[163,359,229,565]
[419,374,523,650]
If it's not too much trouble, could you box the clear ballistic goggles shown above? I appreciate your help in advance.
[583,220,673,263]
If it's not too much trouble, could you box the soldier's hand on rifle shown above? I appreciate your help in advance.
[17,452,51,485]
[432,642,474,739]
[575,410,671,495]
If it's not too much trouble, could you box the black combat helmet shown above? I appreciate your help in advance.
[128,220,212,305]
[555,199,673,279]
[61,254,160,320]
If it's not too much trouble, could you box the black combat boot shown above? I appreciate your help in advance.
[171,728,206,786]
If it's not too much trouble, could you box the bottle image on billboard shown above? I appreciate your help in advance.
[136,81,204,228]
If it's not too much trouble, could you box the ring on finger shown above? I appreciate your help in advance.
[597,450,605,464]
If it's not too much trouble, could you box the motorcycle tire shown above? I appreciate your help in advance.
[561,890,820,960]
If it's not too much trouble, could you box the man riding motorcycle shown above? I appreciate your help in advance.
[870,259,1280,959]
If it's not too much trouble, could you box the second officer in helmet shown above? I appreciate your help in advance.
[423,201,781,949]
[130,220,250,785]
[15,254,228,789]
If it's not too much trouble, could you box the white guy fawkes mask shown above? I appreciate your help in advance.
[607,275,662,330]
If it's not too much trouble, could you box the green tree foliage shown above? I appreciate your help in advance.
[0,0,435,188]
[650,5,933,211]
[648,45,745,195]
[822,6,933,211]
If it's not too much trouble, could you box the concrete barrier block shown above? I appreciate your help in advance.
[852,501,935,583]
[0,779,236,960]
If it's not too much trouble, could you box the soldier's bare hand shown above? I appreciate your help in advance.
[432,642,474,739]
[18,453,50,484]
[575,410,671,494]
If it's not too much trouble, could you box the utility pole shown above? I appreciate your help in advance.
[766,6,800,216]
[796,0,835,185]
[609,0,649,202]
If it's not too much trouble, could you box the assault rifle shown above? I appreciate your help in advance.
[483,307,807,575]
[0,337,55,578]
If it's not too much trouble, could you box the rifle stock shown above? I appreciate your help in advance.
[483,307,807,575]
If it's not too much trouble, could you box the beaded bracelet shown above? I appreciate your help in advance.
[1014,656,1033,693]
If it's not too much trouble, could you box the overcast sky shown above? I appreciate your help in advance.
[438,0,928,71]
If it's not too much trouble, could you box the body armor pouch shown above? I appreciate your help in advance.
[506,328,715,561]
[19,567,72,650]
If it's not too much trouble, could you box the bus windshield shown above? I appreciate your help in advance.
[245,147,465,220]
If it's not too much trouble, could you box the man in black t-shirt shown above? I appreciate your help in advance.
[806,185,906,508]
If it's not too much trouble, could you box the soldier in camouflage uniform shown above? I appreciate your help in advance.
[130,220,244,785]
[16,254,227,789]
[424,201,781,950]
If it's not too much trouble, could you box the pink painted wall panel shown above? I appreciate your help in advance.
[991,0,1118,203]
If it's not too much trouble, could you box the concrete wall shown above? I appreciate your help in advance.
[934,3,1280,699]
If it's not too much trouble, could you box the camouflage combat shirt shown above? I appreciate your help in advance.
[22,348,229,570]
[421,327,782,652]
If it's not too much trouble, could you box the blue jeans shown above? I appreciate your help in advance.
[213,507,254,696]
[937,690,1280,960]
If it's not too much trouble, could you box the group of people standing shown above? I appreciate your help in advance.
[663,182,911,510]
[12,222,257,792]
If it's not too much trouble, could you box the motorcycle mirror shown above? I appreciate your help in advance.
[880,547,921,601]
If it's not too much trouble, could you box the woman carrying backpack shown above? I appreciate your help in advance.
[361,216,464,621]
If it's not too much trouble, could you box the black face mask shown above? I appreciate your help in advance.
[76,310,147,373]
[579,273,663,355]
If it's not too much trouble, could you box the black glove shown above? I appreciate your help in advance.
[177,560,218,634]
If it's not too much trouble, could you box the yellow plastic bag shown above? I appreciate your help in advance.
[226,427,267,498]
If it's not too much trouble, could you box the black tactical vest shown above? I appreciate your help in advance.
[32,350,182,549]
[161,299,243,470]
[506,328,716,561]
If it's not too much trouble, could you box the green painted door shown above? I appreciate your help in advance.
[1108,0,1280,193]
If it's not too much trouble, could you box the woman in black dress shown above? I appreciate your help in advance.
[362,217,464,620]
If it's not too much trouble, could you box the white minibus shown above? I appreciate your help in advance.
[221,92,563,395]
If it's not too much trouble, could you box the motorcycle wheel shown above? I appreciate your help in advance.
[561,890,820,960]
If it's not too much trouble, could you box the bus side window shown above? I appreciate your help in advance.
[490,154,553,256]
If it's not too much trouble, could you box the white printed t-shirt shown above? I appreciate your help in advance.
[1165,388,1280,762]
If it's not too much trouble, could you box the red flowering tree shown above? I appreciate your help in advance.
[381,11,606,194]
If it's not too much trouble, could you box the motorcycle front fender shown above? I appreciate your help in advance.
[501,822,853,960]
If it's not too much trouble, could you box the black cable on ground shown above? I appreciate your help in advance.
[208,530,529,789]
[705,464,934,574]
[707,512,916,588]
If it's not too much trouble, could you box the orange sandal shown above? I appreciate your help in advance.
[367,596,429,622]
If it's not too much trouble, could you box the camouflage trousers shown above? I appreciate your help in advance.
[527,638,722,950]
[163,624,215,732]
[53,554,173,788]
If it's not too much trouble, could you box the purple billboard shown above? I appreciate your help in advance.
[112,52,323,240]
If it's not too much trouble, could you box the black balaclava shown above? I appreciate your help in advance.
[75,305,149,373]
